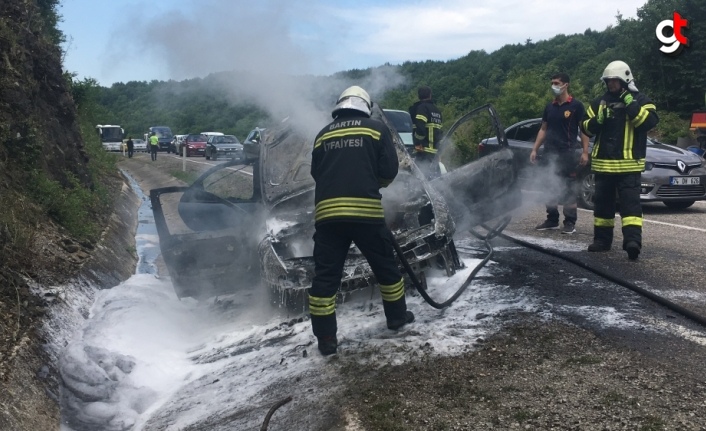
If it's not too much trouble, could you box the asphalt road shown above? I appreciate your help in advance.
[474,192,706,359]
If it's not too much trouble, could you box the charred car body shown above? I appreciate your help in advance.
[150,104,521,303]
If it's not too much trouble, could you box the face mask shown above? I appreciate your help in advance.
[551,84,564,96]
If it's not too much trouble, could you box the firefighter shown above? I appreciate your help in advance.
[409,86,443,179]
[309,85,414,356]
[581,61,658,260]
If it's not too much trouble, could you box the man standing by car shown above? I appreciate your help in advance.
[149,132,159,161]
[530,73,590,234]
[582,61,658,260]
[126,136,134,158]
[309,85,414,356]
[409,86,443,179]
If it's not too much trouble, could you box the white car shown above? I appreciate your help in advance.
[132,138,147,152]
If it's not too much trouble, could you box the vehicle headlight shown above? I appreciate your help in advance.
[644,162,654,171]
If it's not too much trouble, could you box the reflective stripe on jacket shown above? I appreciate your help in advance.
[581,91,658,174]
[409,100,443,154]
[311,113,398,225]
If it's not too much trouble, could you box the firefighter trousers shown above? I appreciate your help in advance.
[592,172,643,249]
[309,222,407,338]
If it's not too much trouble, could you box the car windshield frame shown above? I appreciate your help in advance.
[383,110,413,133]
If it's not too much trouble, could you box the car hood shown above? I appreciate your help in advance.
[187,141,207,146]
[647,140,704,164]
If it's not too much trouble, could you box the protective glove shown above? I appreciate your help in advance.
[596,100,606,125]
[620,90,634,106]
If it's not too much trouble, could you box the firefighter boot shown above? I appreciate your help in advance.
[588,226,613,252]
[317,336,338,356]
[383,294,415,330]
[587,242,611,252]
[625,241,640,260]
[387,311,415,330]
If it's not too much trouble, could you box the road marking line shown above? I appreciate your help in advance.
[577,208,706,232]
[167,155,253,176]
[641,219,706,232]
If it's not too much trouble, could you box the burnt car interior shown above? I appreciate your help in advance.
[150,103,521,305]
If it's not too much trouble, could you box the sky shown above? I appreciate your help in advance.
[58,0,650,87]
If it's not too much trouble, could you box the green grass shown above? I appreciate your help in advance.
[170,170,199,185]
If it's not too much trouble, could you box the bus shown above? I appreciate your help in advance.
[96,124,124,151]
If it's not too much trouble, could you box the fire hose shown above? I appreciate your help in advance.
[394,217,706,329]
[392,215,512,309]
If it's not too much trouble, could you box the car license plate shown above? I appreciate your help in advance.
[670,176,700,185]
[198,148,205,152]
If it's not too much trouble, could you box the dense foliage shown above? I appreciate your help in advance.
[89,0,704,150]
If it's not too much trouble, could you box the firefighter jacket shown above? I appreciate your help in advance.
[409,100,443,154]
[311,112,398,225]
[582,91,658,174]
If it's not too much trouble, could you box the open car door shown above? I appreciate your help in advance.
[429,104,522,229]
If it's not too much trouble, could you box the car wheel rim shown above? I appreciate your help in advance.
[581,174,595,207]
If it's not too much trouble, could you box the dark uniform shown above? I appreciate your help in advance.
[541,96,585,226]
[582,90,658,253]
[126,138,134,158]
[309,111,408,341]
[409,99,443,178]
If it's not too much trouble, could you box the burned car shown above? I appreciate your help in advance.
[150,104,521,303]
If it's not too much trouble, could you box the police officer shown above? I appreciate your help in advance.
[582,61,659,260]
[309,85,414,356]
[149,132,159,161]
[409,86,443,178]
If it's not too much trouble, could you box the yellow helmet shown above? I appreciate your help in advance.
[332,85,372,118]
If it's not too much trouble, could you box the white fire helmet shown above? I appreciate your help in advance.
[601,61,639,91]
[332,85,372,118]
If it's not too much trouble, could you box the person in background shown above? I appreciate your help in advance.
[581,61,658,260]
[409,86,443,179]
[126,136,134,158]
[530,72,590,234]
[309,85,414,356]
[149,132,159,161]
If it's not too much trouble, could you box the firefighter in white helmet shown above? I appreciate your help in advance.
[581,61,659,260]
[308,85,414,356]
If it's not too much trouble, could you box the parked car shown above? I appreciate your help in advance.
[205,135,244,161]
[242,127,266,165]
[383,109,414,150]
[132,138,147,152]
[179,134,209,157]
[479,118,706,210]
[172,135,187,154]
